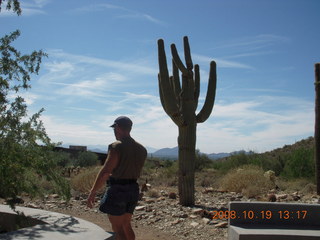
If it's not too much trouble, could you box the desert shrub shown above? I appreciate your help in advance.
[261,155,285,176]
[163,161,178,178]
[71,167,103,193]
[281,147,314,179]
[212,151,257,173]
[221,165,273,197]
[195,150,213,171]
[73,151,99,167]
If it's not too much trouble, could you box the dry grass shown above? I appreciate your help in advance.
[146,189,160,198]
[70,166,105,194]
[220,165,274,198]
[277,178,316,195]
[195,168,222,188]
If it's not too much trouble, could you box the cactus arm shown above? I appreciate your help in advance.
[172,59,182,100]
[183,36,193,70]
[158,74,168,113]
[171,44,188,76]
[158,73,183,126]
[194,64,200,110]
[196,61,217,123]
[158,39,183,126]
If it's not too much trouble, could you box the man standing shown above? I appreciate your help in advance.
[87,116,147,240]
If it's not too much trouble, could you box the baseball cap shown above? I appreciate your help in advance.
[110,116,133,129]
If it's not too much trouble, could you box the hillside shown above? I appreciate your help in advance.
[258,136,314,161]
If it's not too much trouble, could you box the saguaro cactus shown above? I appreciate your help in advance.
[157,36,217,206]
[315,63,320,195]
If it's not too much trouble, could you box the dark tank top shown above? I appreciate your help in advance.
[109,136,147,179]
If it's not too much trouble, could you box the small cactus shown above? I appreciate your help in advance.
[157,36,217,206]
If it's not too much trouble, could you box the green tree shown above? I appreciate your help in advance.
[0,0,21,15]
[0,3,70,205]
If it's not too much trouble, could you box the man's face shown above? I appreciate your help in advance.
[113,125,122,140]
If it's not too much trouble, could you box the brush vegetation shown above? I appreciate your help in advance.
[69,137,316,199]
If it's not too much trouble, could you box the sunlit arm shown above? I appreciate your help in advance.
[86,148,119,208]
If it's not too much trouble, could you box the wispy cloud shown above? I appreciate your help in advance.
[47,49,157,75]
[193,34,290,71]
[116,13,163,25]
[212,34,290,52]
[41,115,112,145]
[70,3,164,25]
[198,95,314,153]
[8,92,39,105]
[193,54,254,69]
[36,50,156,112]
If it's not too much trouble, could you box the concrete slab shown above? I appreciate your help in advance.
[229,225,320,240]
[0,204,114,240]
[228,202,320,240]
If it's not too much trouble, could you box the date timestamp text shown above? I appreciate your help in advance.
[211,210,308,220]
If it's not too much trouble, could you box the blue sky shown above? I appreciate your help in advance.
[1,0,319,153]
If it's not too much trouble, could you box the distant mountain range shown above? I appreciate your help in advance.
[150,146,247,160]
[61,143,246,160]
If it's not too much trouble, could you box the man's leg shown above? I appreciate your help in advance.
[108,214,126,240]
[122,213,135,240]
[108,213,135,240]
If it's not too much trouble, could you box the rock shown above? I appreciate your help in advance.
[192,208,204,215]
[236,194,243,199]
[202,218,210,224]
[179,213,189,218]
[160,190,168,196]
[51,194,60,199]
[171,219,181,225]
[209,220,219,225]
[190,221,199,227]
[292,195,301,201]
[135,206,146,211]
[145,206,153,212]
[277,194,288,200]
[268,193,277,202]
[144,198,155,204]
[157,196,166,201]
[203,187,214,194]
[168,192,177,199]
[26,203,39,208]
[215,222,228,228]
[229,196,236,201]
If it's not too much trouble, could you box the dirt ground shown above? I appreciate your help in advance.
[52,206,178,240]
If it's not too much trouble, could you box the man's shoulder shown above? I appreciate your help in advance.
[109,140,122,150]
[134,140,147,155]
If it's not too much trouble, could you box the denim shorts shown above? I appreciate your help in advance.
[99,182,139,216]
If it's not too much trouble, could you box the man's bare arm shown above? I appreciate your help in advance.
[87,148,119,208]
